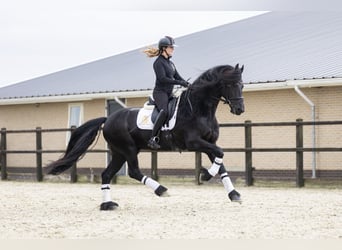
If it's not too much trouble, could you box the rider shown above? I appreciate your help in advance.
[143,36,190,149]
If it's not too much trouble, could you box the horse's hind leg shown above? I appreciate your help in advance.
[100,151,126,210]
[125,147,168,196]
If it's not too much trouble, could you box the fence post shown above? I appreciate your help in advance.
[36,127,43,182]
[296,118,304,187]
[70,126,77,183]
[245,120,254,186]
[1,128,7,180]
[195,151,202,185]
[70,162,77,183]
[151,151,158,181]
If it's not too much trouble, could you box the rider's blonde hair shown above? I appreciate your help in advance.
[143,47,161,58]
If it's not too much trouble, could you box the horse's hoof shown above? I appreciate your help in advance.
[200,167,212,181]
[228,190,242,203]
[154,185,168,196]
[100,201,119,211]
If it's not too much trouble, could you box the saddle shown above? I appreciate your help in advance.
[136,95,180,131]
[147,96,178,123]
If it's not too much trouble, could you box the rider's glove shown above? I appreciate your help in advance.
[178,80,190,87]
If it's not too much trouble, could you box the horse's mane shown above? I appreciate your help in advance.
[190,65,236,89]
[179,64,243,115]
[178,65,233,116]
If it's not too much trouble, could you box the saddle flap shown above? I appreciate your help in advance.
[151,96,178,123]
[137,96,181,131]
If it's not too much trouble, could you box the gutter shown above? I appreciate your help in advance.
[0,90,152,106]
[294,86,316,178]
[243,77,342,92]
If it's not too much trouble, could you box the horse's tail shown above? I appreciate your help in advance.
[46,117,107,175]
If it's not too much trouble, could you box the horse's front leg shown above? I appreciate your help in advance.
[185,138,241,203]
[200,152,223,181]
[185,138,224,179]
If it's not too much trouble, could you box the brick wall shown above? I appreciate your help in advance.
[1,84,341,176]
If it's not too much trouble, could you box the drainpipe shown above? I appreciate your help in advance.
[294,85,316,178]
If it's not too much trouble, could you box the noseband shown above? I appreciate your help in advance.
[212,96,244,105]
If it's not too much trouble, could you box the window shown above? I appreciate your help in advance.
[68,104,83,128]
[66,103,83,143]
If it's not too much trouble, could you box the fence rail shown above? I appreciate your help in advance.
[1,119,342,187]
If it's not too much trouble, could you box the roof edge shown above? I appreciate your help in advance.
[1,78,342,105]
[244,78,342,92]
[0,90,152,106]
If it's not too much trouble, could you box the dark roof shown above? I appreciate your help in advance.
[2,11,342,100]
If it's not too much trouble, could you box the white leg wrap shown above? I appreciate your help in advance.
[101,184,111,203]
[208,157,223,177]
[141,176,160,191]
[221,173,235,193]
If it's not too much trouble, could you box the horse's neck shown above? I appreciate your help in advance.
[184,87,220,118]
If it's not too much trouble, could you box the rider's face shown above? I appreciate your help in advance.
[165,46,174,56]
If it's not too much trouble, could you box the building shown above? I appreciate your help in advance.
[1,12,342,180]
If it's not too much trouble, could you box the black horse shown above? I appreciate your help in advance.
[46,63,245,210]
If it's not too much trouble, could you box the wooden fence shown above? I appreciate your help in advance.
[1,119,342,187]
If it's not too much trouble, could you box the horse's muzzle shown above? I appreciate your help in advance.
[230,107,244,115]
[230,100,245,115]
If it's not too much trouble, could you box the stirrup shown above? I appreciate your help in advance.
[148,136,161,149]
[151,136,160,143]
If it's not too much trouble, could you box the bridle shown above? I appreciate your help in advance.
[183,86,243,115]
[211,96,244,105]
[215,79,244,105]
[180,75,244,113]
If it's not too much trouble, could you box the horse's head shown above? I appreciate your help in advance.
[216,64,245,115]
[190,63,245,115]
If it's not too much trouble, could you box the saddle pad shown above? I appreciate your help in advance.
[136,98,180,131]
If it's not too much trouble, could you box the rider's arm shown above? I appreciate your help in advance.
[154,59,188,87]
[170,61,185,82]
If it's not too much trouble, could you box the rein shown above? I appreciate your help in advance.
[184,87,193,113]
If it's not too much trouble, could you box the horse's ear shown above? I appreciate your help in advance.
[235,63,239,70]
[241,65,244,73]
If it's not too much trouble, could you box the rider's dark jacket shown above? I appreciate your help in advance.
[153,55,185,96]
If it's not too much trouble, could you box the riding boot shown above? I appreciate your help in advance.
[148,109,167,149]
